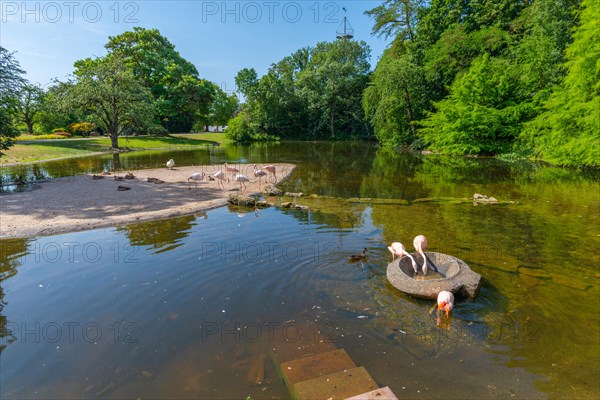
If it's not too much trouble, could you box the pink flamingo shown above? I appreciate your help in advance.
[263,164,277,183]
[224,163,239,177]
[253,164,268,187]
[413,235,428,275]
[235,173,250,191]
[213,170,228,190]
[388,242,418,274]
[187,172,205,190]
[437,291,454,317]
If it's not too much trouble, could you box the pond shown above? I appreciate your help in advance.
[1,142,599,399]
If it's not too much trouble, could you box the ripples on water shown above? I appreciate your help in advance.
[0,142,599,399]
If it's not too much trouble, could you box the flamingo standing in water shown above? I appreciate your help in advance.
[263,165,277,183]
[253,165,268,187]
[437,291,454,317]
[413,235,428,275]
[187,172,205,190]
[388,242,418,274]
[213,170,228,189]
[166,159,175,169]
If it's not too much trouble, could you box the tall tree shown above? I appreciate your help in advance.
[0,47,25,153]
[105,27,214,132]
[522,0,600,167]
[68,56,156,148]
[15,83,44,134]
[297,40,371,139]
[363,46,427,147]
[364,0,424,41]
[420,54,524,155]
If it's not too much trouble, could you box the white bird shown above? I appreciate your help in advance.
[166,159,175,169]
[263,164,277,183]
[213,170,228,189]
[235,174,250,191]
[253,164,268,187]
[187,172,205,190]
[437,291,454,317]
[413,235,428,275]
[388,242,418,274]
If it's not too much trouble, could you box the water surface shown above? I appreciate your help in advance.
[1,142,598,399]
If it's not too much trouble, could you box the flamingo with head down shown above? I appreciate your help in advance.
[413,235,428,275]
[437,291,454,317]
[388,242,418,274]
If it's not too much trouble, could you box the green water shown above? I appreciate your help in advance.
[1,142,599,399]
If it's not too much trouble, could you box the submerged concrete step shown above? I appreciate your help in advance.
[268,323,337,364]
[345,386,399,400]
[293,366,379,400]
[281,348,356,385]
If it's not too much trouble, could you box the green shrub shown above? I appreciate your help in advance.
[51,127,68,133]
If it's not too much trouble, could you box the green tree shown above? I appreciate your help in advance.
[364,0,424,41]
[68,55,157,148]
[522,0,600,167]
[105,27,214,132]
[36,81,81,133]
[0,47,25,153]
[15,83,44,133]
[196,86,239,131]
[297,40,371,139]
[420,54,525,155]
[235,68,259,99]
[363,46,427,147]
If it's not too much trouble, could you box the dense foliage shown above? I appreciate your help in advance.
[363,0,597,166]
[1,28,237,151]
[227,40,371,142]
[0,47,25,153]
[105,28,216,133]
[521,0,599,166]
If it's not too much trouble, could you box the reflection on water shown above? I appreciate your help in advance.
[0,142,599,399]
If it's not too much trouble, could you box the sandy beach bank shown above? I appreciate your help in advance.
[0,163,295,239]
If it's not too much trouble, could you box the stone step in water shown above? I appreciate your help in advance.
[346,386,399,400]
[267,324,337,364]
[281,348,356,385]
[293,366,379,400]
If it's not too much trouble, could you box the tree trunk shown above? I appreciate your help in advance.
[330,110,335,139]
[26,119,34,134]
[404,88,417,137]
[110,133,119,149]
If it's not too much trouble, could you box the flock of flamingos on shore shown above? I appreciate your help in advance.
[171,159,453,320]
[165,159,278,191]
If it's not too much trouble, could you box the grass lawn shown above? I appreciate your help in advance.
[1,134,229,164]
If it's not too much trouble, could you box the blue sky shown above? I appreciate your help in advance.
[1,1,390,93]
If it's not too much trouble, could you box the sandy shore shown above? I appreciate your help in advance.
[0,163,295,239]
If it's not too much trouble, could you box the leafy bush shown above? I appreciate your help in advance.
[68,122,96,136]
[51,127,68,133]
[53,131,72,138]
[225,111,278,143]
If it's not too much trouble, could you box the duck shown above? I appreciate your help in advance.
[348,248,368,261]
